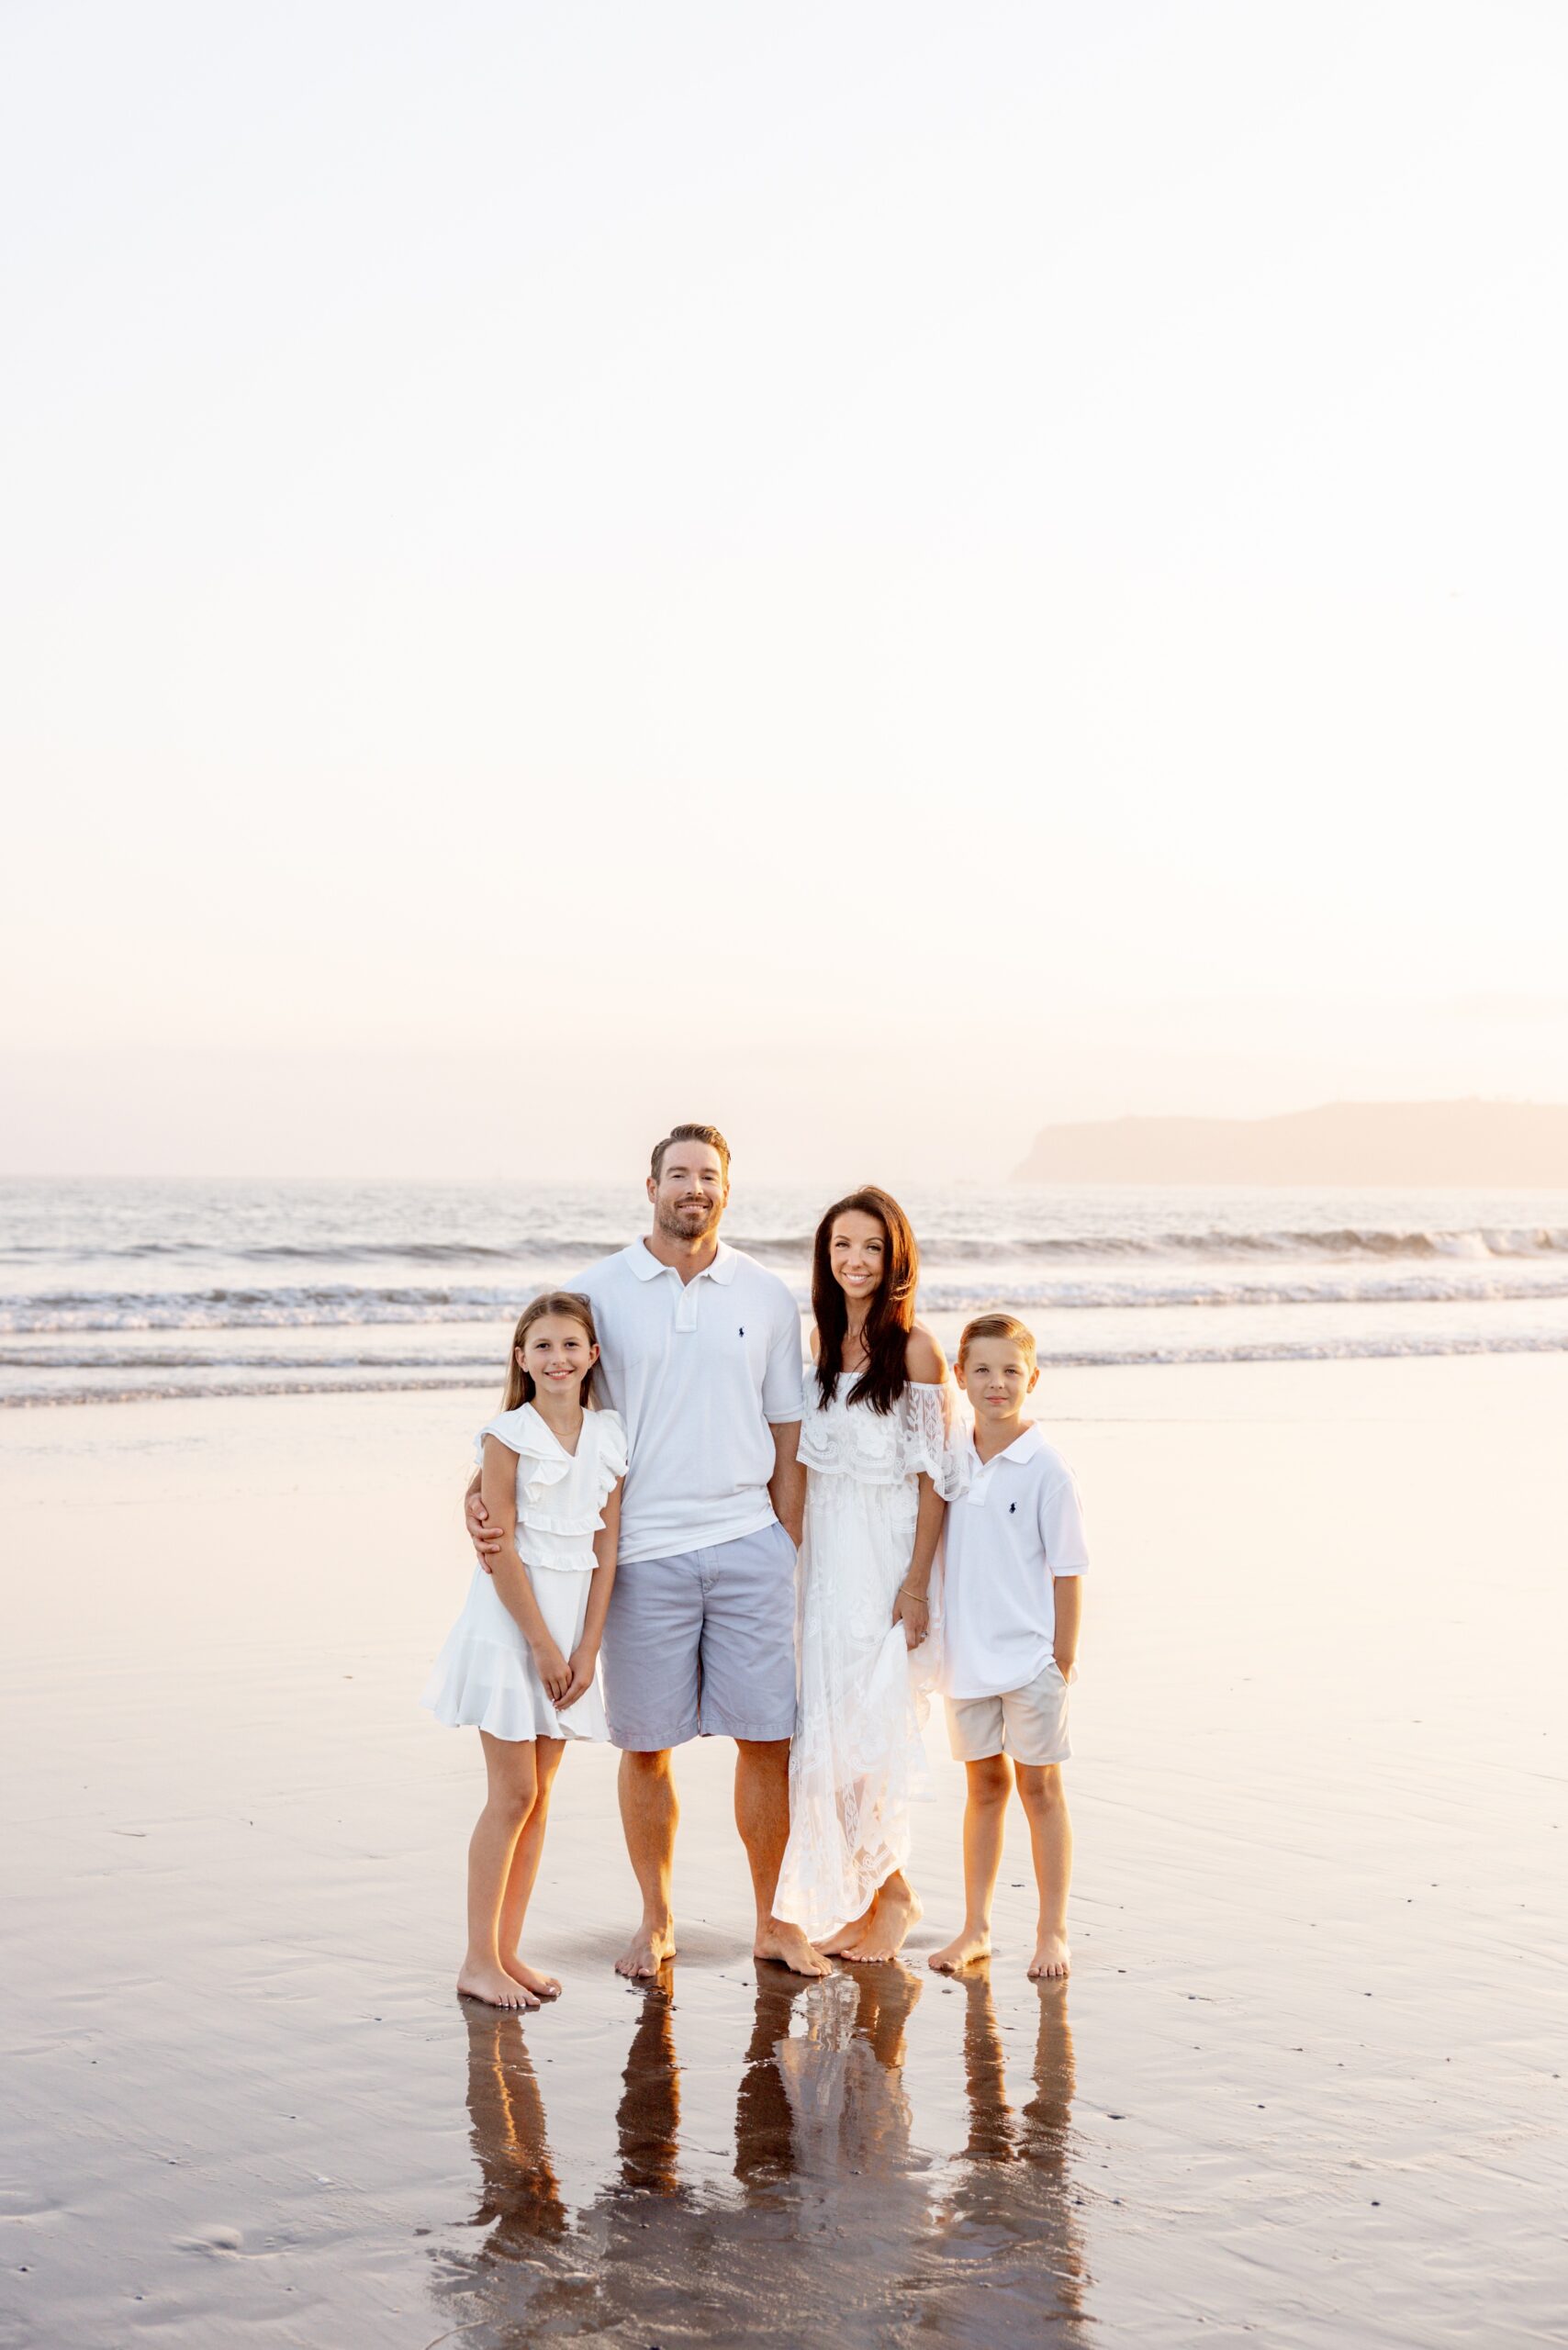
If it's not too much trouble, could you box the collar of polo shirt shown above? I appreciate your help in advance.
[628,1238,739,1285]
[963,1418,1046,1496]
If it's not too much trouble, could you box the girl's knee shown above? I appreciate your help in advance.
[487,1757,539,1819]
[487,1782,535,1827]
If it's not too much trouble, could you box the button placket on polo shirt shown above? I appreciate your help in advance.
[965,1459,996,1510]
[673,1268,707,1334]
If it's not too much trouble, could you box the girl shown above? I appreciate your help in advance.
[422,1291,624,2010]
[773,1188,967,1962]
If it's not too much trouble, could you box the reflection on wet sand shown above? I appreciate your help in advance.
[437,1961,1088,2346]
[456,2003,569,2254]
[908,1972,1090,2343]
[775,1961,924,2182]
[614,1960,687,2199]
[733,1964,815,2191]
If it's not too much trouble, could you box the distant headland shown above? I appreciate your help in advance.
[1013,1101,1568,1187]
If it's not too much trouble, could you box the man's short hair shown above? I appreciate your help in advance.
[650,1123,732,1183]
[957,1311,1037,1366]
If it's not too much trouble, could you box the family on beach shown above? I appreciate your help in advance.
[421,1124,1089,2012]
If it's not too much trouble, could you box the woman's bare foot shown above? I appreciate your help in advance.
[615,1918,677,1979]
[1028,1930,1071,1980]
[457,1961,540,2009]
[927,1926,991,1974]
[503,1953,562,2000]
[841,1883,923,1963]
[816,1900,876,1957]
[754,1919,831,1977]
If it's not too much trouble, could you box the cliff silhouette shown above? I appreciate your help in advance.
[1013,1101,1568,1186]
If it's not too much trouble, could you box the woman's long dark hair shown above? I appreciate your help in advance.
[812,1187,919,1416]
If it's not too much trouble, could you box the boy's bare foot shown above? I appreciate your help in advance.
[1028,1931,1071,1980]
[503,1954,562,2000]
[457,1962,540,2010]
[615,1919,677,1979]
[927,1927,991,1974]
[754,1919,831,1977]
[842,1885,923,1963]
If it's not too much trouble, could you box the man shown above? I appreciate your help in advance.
[466,1123,828,1981]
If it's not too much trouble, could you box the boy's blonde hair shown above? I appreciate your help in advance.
[957,1312,1038,1368]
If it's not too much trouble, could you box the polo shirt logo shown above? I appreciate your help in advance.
[1009,1502,1016,1513]
[739,1326,745,1337]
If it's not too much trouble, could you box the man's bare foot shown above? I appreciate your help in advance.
[457,1961,539,2010]
[841,1884,923,1963]
[1028,1931,1071,1980]
[503,1953,562,2000]
[615,1919,677,1979]
[927,1927,991,1975]
[754,1919,831,1977]
[816,1900,876,1957]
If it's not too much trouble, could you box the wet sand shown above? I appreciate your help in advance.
[2,1355,1565,2347]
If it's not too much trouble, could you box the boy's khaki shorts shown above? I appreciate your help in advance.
[945,1658,1071,1768]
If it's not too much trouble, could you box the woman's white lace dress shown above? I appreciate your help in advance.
[773,1373,968,1941]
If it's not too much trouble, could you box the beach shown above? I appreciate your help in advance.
[3,1351,1563,2347]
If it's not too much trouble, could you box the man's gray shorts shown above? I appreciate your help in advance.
[600,1519,798,1751]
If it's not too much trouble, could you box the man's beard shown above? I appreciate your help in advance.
[655,1197,722,1244]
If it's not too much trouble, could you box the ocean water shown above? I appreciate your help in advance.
[4,1175,1568,1406]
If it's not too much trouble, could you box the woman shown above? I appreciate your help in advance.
[773,1187,967,1961]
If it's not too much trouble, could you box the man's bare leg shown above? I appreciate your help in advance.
[616,1748,679,1978]
[735,1739,829,1977]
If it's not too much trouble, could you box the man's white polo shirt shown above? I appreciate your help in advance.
[941,1422,1090,1700]
[568,1240,804,1563]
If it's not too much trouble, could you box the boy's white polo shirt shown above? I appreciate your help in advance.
[941,1421,1089,1700]
[569,1240,804,1563]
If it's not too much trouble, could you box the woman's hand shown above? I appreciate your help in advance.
[892,1587,930,1651]
[531,1637,573,1705]
[559,1644,599,1708]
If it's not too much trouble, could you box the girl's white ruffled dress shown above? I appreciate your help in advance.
[421,1403,626,1743]
[773,1374,969,1941]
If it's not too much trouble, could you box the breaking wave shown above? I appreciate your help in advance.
[7,1323,1568,1406]
[9,1262,1568,1335]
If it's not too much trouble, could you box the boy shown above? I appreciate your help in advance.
[929,1314,1088,1981]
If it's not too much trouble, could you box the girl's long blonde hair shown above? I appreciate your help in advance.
[501,1291,600,1411]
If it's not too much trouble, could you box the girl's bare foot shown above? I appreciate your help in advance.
[615,1919,677,1979]
[1028,1931,1071,1980]
[927,1926,991,1974]
[842,1884,923,1963]
[503,1953,562,2000]
[458,1961,540,2009]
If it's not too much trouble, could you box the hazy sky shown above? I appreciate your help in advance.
[4,1,1565,1181]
